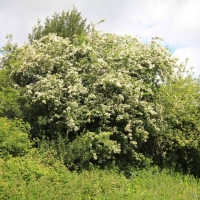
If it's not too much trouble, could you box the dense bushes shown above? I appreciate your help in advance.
[1,157,199,199]
[0,64,24,119]
[0,118,31,158]
[149,76,200,175]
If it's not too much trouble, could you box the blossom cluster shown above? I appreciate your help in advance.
[11,31,178,163]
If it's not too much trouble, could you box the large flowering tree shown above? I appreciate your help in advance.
[11,30,178,167]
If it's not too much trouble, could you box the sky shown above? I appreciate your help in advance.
[0,0,200,76]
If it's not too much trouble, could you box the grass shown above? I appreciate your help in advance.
[0,154,199,200]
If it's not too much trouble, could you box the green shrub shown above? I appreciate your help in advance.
[0,118,31,158]
[0,158,199,200]
[142,76,200,176]
[35,132,120,170]
[0,156,66,199]
[0,35,24,119]
[0,69,24,119]
[65,132,121,169]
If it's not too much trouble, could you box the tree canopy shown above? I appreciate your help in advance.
[28,6,90,43]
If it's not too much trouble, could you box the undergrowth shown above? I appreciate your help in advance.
[0,153,199,200]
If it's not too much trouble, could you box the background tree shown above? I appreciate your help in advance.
[141,71,200,176]
[28,6,90,43]
[0,35,24,119]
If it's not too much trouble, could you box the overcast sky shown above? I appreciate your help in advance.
[1,0,200,75]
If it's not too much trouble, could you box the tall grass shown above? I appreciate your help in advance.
[0,155,199,200]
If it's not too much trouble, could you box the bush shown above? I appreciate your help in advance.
[65,132,121,169]
[10,31,177,167]
[0,158,199,199]
[0,118,31,158]
[0,156,66,199]
[0,67,24,119]
[142,76,200,176]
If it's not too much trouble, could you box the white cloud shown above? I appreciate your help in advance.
[125,0,200,47]
[173,47,200,76]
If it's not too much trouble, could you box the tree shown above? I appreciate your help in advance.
[10,30,178,168]
[140,73,200,176]
[28,6,90,43]
[0,35,24,119]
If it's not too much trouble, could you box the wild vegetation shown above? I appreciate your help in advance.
[0,6,200,199]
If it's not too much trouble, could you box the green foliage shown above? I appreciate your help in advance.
[142,76,200,176]
[0,70,24,118]
[35,134,68,166]
[0,35,25,119]
[0,155,67,199]
[127,167,200,199]
[35,132,120,170]
[0,158,199,199]
[0,35,19,70]
[0,118,31,158]
[28,6,89,43]
[10,30,178,167]
[65,132,120,169]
